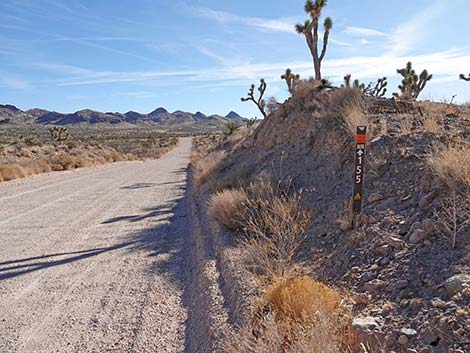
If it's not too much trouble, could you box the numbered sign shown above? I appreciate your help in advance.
[352,126,367,215]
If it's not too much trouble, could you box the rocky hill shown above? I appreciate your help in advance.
[0,104,243,132]
[190,85,470,353]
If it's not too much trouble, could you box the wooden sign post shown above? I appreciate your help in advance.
[352,126,367,215]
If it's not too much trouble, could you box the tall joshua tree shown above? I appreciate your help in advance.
[393,62,432,101]
[281,68,300,94]
[295,0,332,81]
[241,79,267,119]
[460,73,470,81]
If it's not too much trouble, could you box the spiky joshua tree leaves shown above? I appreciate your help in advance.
[49,126,69,142]
[241,79,267,119]
[342,75,388,98]
[295,0,332,81]
[281,68,300,94]
[459,73,470,81]
[393,62,432,101]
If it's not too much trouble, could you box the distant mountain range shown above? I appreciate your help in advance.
[0,104,244,132]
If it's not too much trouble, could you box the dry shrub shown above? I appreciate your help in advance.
[55,153,78,170]
[242,177,312,278]
[429,141,470,247]
[224,277,351,353]
[428,142,470,189]
[435,189,470,248]
[208,188,248,230]
[193,150,226,185]
[0,164,27,181]
[330,88,369,138]
[27,159,51,174]
[264,276,341,325]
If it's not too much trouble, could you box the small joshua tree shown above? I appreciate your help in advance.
[365,77,388,98]
[281,68,300,94]
[241,79,267,119]
[225,122,240,135]
[49,126,69,142]
[342,74,365,91]
[393,62,432,101]
[295,0,332,81]
[459,73,470,81]
[343,75,388,98]
[242,117,258,128]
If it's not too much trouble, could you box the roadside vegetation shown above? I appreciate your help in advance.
[190,1,470,352]
[0,126,178,182]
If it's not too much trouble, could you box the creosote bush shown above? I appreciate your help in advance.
[208,188,248,230]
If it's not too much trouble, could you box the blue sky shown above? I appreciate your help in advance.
[1,0,469,117]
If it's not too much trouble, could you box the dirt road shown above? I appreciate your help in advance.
[0,138,192,353]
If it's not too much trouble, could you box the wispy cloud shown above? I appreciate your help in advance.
[345,26,387,37]
[31,48,470,89]
[387,0,449,55]
[193,6,297,34]
[0,76,31,89]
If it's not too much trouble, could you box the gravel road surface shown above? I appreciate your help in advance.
[0,138,191,353]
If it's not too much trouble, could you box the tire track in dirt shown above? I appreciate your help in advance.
[0,138,191,353]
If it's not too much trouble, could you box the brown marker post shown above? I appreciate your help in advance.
[352,126,367,215]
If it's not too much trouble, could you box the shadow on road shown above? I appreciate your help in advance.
[0,173,189,289]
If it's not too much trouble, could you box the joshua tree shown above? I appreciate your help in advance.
[242,117,258,128]
[459,73,470,81]
[295,0,333,81]
[281,68,300,94]
[241,79,267,119]
[225,122,240,135]
[49,126,69,142]
[342,74,365,90]
[393,62,432,101]
[342,74,388,98]
[365,77,388,98]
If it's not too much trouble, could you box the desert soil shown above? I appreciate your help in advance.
[0,137,192,353]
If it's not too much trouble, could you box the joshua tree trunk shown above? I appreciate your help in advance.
[295,0,332,82]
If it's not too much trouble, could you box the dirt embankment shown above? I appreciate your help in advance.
[190,88,470,353]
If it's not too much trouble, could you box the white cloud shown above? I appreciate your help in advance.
[194,7,296,34]
[32,47,470,89]
[345,26,387,37]
[0,76,31,89]
[387,0,449,55]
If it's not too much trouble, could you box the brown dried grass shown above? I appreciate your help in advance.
[224,276,353,353]
[241,176,312,278]
[192,150,226,185]
[208,188,248,230]
[329,88,369,138]
[428,141,470,189]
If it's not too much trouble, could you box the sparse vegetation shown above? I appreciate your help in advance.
[0,127,177,183]
[330,87,369,138]
[242,117,258,129]
[393,62,432,100]
[208,188,248,230]
[49,126,69,142]
[224,276,352,353]
[295,0,333,81]
[281,68,300,94]
[192,150,226,185]
[241,79,268,119]
[428,142,470,189]
[225,122,240,135]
